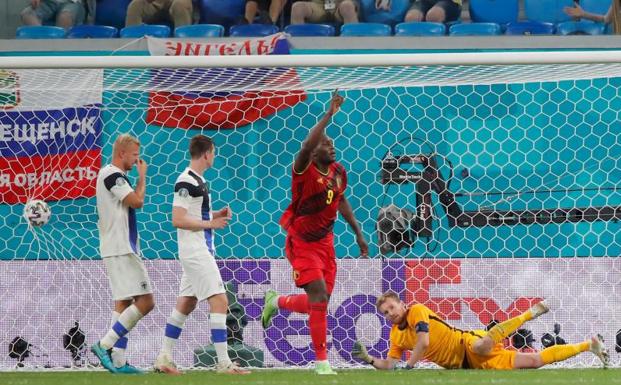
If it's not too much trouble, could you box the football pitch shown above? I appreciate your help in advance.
[2,368,621,385]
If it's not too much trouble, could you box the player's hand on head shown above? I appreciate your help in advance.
[328,91,344,116]
[136,158,148,176]
[210,216,229,229]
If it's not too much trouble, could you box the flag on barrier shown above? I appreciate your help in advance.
[0,69,103,204]
[146,33,306,130]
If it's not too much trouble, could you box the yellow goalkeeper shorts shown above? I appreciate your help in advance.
[463,335,516,370]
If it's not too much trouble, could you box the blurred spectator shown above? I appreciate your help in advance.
[20,0,86,29]
[125,0,193,29]
[564,0,620,34]
[243,0,287,24]
[291,0,359,24]
[404,0,461,23]
[84,0,95,24]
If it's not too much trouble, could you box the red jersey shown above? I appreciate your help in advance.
[280,161,347,243]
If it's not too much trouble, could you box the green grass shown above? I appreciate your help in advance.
[1,369,621,385]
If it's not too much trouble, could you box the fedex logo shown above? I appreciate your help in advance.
[403,260,542,324]
[217,259,539,366]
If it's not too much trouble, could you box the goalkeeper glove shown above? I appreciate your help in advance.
[352,341,373,364]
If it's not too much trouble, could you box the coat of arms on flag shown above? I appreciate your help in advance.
[0,69,103,204]
[0,70,20,109]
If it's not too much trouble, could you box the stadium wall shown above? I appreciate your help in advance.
[1,258,618,368]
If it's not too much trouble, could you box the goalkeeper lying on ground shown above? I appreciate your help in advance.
[352,291,609,370]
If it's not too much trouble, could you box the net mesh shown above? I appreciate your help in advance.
[0,61,620,369]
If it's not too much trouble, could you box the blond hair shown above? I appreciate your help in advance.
[113,133,140,155]
[376,291,401,310]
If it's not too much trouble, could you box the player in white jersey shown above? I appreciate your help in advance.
[154,135,249,375]
[91,134,155,374]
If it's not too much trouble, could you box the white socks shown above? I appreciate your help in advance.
[100,305,143,350]
[210,313,230,365]
[161,309,188,356]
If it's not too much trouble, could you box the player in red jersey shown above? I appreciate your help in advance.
[261,91,369,375]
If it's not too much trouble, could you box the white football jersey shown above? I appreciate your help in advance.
[172,167,214,257]
[96,164,139,257]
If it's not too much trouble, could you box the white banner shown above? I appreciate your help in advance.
[146,33,290,56]
[0,69,102,111]
[0,258,619,369]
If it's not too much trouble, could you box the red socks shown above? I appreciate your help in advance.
[277,295,328,361]
[278,294,310,314]
[309,302,328,361]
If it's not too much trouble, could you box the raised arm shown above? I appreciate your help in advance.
[293,92,344,174]
[338,195,369,257]
[122,159,147,209]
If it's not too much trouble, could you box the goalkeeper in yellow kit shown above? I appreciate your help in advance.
[352,292,609,370]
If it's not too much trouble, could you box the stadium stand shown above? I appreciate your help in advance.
[556,20,606,35]
[469,0,519,25]
[94,0,131,30]
[506,21,556,35]
[360,0,411,26]
[174,24,225,37]
[16,26,66,39]
[120,24,171,38]
[581,0,613,16]
[394,22,446,36]
[525,0,574,23]
[340,22,392,36]
[67,25,118,38]
[5,0,619,38]
[449,22,502,35]
[199,0,246,29]
[229,24,280,37]
[284,24,336,37]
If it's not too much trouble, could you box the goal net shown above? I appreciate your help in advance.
[0,53,620,370]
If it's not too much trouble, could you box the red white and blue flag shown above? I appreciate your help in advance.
[146,33,306,130]
[0,69,103,204]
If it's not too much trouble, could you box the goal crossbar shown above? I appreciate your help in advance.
[2,51,621,69]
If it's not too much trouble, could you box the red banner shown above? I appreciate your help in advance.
[0,149,100,204]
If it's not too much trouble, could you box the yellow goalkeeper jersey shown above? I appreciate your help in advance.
[387,304,485,369]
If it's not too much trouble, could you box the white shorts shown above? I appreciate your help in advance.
[103,253,153,301]
[178,250,225,301]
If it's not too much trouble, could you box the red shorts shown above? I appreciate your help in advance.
[285,234,337,294]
